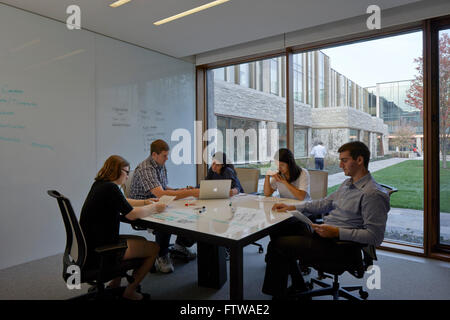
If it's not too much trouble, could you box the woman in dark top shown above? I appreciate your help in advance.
[80,155,165,300]
[206,152,244,195]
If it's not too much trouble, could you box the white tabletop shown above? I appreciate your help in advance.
[140,194,303,241]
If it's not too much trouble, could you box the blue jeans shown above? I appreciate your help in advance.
[315,158,324,170]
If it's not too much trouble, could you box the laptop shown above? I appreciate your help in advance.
[199,179,232,200]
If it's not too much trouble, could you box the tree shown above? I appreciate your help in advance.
[391,126,416,152]
[405,33,450,168]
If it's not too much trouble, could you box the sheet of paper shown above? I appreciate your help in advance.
[158,195,176,205]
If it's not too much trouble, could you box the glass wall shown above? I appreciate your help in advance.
[207,31,426,247]
[207,58,286,189]
[296,31,424,246]
[439,29,450,246]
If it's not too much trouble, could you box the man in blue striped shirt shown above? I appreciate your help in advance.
[129,139,199,273]
[262,141,390,299]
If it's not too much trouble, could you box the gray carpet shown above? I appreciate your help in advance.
[1,234,450,300]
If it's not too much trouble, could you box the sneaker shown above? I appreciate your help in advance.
[171,243,197,260]
[155,254,174,273]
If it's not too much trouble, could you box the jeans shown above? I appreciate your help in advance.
[314,158,324,170]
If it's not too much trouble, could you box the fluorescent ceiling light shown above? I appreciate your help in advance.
[110,0,132,8]
[154,0,230,26]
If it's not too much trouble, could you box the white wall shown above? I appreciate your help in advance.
[0,4,195,270]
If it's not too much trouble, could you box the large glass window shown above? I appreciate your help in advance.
[270,58,279,95]
[293,54,304,103]
[207,58,286,191]
[239,63,250,88]
[438,29,450,246]
[293,31,424,246]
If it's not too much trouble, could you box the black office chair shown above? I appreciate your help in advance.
[48,190,145,300]
[294,184,397,300]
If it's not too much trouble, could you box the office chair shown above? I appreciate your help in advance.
[307,169,328,201]
[294,184,397,300]
[48,190,145,300]
[235,167,264,254]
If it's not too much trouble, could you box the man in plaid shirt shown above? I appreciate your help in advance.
[129,139,199,273]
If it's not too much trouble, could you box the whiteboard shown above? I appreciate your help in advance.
[0,4,195,270]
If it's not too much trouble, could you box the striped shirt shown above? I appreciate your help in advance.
[129,157,168,199]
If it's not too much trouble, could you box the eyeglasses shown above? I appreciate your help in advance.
[121,169,130,176]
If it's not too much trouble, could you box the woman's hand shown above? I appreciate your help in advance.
[154,203,166,213]
[273,173,288,185]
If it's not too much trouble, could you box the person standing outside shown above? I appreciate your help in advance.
[310,141,327,170]
[129,139,199,274]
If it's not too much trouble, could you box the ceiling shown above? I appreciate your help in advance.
[0,0,422,58]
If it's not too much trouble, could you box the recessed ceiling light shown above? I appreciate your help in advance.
[154,0,230,26]
[110,0,132,8]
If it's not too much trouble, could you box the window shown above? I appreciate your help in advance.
[438,29,450,246]
[214,67,225,81]
[316,31,424,246]
[270,58,279,95]
[208,58,286,191]
[239,63,249,88]
[293,54,304,103]
[349,129,359,141]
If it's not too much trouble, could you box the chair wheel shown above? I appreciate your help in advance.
[359,289,369,299]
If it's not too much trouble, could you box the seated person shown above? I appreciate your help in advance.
[205,152,244,196]
[261,142,390,299]
[264,148,311,201]
[79,155,166,300]
[129,139,199,274]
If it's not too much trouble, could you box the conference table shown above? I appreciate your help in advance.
[129,194,303,300]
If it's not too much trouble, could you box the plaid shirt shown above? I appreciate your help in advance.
[129,157,168,199]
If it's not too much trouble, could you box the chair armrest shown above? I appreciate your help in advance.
[379,183,398,195]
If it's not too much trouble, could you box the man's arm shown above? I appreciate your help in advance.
[151,186,198,200]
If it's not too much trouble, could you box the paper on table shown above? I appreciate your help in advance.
[288,210,314,233]
[158,195,176,205]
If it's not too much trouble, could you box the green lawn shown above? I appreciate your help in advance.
[327,160,450,212]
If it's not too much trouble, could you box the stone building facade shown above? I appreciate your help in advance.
[208,51,389,164]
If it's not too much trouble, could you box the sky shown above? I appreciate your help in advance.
[321,31,423,88]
